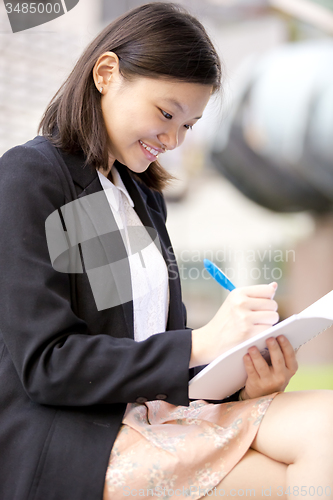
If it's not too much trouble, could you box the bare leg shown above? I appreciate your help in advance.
[211,448,287,499]
[208,390,333,500]
[252,390,333,499]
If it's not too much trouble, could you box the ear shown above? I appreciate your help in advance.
[92,52,120,94]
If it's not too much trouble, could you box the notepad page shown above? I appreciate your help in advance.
[297,290,333,320]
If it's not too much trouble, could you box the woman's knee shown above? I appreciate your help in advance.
[211,449,287,500]
[292,390,333,435]
[252,390,333,463]
[296,390,333,448]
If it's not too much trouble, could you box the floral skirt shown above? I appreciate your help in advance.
[104,394,279,500]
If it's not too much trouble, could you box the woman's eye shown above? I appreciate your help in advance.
[160,109,192,130]
[161,110,172,120]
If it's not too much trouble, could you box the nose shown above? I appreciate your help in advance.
[158,128,179,151]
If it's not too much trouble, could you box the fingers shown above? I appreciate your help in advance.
[235,296,279,312]
[229,288,279,318]
[249,337,292,376]
[265,337,286,373]
[276,335,298,374]
[246,345,271,378]
[248,297,278,312]
[266,336,297,375]
[250,310,279,326]
[240,282,278,299]
[243,351,261,380]
[243,336,298,396]
[229,292,279,326]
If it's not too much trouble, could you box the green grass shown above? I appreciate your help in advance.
[286,364,333,392]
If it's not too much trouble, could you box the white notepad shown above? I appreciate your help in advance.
[188,290,333,400]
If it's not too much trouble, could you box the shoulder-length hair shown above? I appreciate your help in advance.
[38,2,222,192]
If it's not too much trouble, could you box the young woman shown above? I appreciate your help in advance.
[0,3,332,500]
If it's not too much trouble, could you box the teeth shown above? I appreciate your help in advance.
[140,140,159,157]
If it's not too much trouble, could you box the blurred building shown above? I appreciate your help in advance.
[0,0,101,155]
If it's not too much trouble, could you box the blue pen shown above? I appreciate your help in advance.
[203,259,236,292]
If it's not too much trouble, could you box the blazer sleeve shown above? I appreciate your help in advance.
[0,145,192,407]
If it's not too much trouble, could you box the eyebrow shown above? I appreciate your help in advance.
[163,98,202,120]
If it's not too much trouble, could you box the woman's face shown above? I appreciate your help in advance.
[99,67,212,173]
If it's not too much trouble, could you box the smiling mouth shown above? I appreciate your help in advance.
[139,140,160,157]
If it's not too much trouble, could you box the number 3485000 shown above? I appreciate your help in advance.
[5,3,61,14]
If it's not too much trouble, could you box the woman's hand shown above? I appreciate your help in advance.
[239,335,298,400]
[190,282,279,368]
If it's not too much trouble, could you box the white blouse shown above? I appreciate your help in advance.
[97,168,169,341]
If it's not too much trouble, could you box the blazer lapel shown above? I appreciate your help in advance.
[57,150,134,338]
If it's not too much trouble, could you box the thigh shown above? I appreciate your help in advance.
[251,389,333,464]
[206,448,287,500]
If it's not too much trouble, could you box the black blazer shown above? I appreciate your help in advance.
[0,137,239,500]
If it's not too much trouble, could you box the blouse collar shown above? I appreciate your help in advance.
[97,166,134,212]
